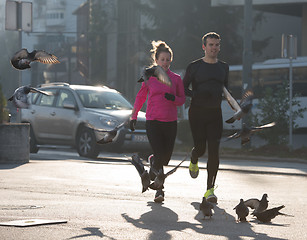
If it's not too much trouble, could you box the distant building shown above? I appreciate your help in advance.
[21,0,86,86]
[211,0,307,59]
[73,0,142,101]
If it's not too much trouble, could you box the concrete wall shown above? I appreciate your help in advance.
[0,123,30,164]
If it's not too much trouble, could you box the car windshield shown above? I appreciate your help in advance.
[76,89,133,110]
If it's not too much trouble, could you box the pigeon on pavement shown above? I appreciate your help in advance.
[130,154,151,193]
[224,87,254,124]
[200,197,214,219]
[8,85,51,108]
[138,65,172,87]
[253,205,289,223]
[11,48,60,70]
[225,122,276,145]
[233,199,249,222]
[244,193,269,214]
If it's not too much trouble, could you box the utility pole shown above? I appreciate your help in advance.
[5,0,32,122]
[281,34,297,151]
[242,0,253,147]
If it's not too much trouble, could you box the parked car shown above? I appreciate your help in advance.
[21,82,151,158]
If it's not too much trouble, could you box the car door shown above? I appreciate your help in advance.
[51,89,79,144]
[29,88,58,143]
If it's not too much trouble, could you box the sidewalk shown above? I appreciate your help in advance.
[0,150,307,239]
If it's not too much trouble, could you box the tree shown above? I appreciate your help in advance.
[88,0,109,85]
[138,0,271,69]
[250,81,307,145]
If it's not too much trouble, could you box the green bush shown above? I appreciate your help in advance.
[250,81,307,145]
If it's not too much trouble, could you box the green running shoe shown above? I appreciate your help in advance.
[204,186,218,203]
[189,162,199,178]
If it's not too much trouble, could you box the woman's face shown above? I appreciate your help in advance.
[156,52,172,71]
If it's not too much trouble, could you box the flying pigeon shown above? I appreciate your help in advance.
[148,154,188,190]
[200,197,214,219]
[233,199,249,222]
[223,87,254,124]
[225,122,276,145]
[11,48,60,70]
[253,205,289,223]
[8,85,51,108]
[86,120,128,144]
[244,193,269,214]
[130,154,151,193]
[138,65,172,87]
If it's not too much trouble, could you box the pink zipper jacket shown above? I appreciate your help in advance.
[131,69,186,122]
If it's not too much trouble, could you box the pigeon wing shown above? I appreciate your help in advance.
[239,90,254,106]
[34,50,60,64]
[154,65,172,87]
[244,198,260,209]
[165,153,189,177]
[223,86,241,112]
[251,122,276,133]
[225,131,241,141]
[240,90,254,113]
[85,123,108,133]
[130,155,145,176]
[114,119,128,131]
[29,87,52,96]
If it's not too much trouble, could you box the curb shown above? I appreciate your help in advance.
[173,152,307,164]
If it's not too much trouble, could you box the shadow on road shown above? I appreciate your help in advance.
[121,201,288,240]
[122,202,194,240]
[0,162,27,170]
[67,227,115,240]
[191,202,289,240]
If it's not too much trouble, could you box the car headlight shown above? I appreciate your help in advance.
[99,116,118,128]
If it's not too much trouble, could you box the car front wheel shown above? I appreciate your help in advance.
[76,127,99,158]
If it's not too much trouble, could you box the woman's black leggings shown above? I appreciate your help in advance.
[188,105,223,190]
[146,120,177,171]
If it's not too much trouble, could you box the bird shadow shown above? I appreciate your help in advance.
[121,200,287,240]
[249,218,290,227]
[190,202,287,240]
[66,227,115,240]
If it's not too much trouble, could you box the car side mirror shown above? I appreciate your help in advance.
[63,99,76,110]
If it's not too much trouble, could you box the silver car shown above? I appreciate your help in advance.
[21,83,150,158]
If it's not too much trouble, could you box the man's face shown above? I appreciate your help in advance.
[202,37,220,58]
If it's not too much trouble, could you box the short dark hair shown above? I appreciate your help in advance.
[202,32,221,46]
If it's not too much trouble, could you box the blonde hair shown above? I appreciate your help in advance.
[150,40,173,65]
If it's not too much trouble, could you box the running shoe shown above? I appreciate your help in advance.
[204,186,218,203]
[154,189,164,203]
[189,162,199,178]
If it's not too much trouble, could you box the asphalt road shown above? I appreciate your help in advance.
[0,149,306,240]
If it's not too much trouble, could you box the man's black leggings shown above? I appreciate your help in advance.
[146,120,177,171]
[188,105,223,190]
